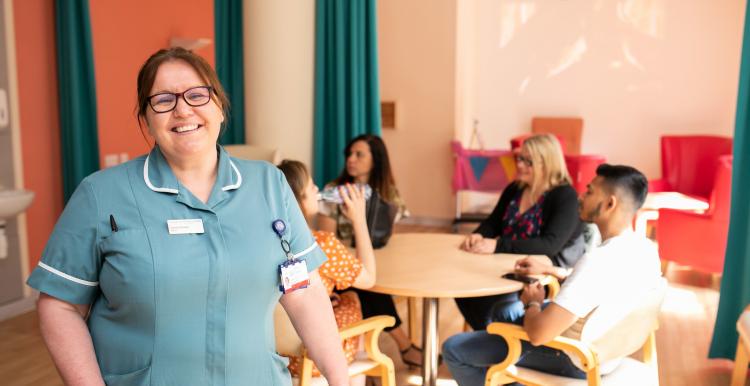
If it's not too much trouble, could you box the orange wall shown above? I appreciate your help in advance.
[89,0,214,165]
[14,1,215,270]
[14,0,63,268]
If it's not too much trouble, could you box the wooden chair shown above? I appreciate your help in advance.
[224,144,282,164]
[274,305,396,386]
[485,279,666,386]
[731,305,750,386]
[460,275,561,333]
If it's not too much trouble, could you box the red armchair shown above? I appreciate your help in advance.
[565,154,607,195]
[650,135,733,201]
[657,155,733,273]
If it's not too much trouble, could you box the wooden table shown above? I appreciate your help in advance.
[635,192,709,236]
[371,233,543,386]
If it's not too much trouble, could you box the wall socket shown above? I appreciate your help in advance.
[103,153,130,168]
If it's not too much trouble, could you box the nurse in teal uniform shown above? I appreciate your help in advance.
[27,47,349,386]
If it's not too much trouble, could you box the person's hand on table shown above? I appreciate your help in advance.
[515,255,572,281]
[468,238,497,254]
[514,256,550,276]
[460,233,483,251]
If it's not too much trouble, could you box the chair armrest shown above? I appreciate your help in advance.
[338,315,395,340]
[337,315,396,364]
[658,207,711,221]
[539,275,561,299]
[486,322,600,372]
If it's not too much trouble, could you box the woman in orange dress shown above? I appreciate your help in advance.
[277,160,377,377]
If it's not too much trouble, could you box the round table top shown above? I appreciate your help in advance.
[370,233,540,298]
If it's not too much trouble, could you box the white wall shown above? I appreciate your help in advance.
[243,0,745,220]
[244,0,315,166]
[466,0,744,178]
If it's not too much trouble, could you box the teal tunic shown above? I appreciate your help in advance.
[27,146,326,386]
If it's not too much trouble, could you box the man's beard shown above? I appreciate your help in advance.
[582,202,603,223]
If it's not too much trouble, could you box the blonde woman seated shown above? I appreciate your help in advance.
[278,160,376,377]
[458,134,586,330]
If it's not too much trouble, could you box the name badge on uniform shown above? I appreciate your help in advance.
[279,259,310,294]
[272,219,310,294]
[167,219,205,235]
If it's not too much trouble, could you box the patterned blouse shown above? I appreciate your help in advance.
[501,190,546,240]
[286,230,363,377]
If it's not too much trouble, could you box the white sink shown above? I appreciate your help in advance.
[0,189,34,219]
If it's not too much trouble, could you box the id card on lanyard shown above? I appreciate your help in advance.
[272,219,310,294]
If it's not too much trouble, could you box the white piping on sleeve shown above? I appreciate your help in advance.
[222,160,243,191]
[38,262,99,287]
[143,155,179,194]
[293,242,319,259]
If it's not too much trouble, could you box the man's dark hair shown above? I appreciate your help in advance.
[595,164,649,211]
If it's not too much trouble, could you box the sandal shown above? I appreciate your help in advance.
[399,344,443,368]
[399,344,423,368]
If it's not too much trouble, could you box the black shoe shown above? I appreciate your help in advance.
[399,344,443,368]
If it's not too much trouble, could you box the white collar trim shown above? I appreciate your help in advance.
[143,153,243,193]
[222,160,243,191]
[143,154,179,194]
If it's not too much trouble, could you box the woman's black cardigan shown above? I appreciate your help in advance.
[474,182,585,268]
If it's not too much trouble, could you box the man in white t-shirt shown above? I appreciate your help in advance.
[443,164,662,386]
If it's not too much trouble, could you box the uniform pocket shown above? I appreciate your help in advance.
[103,365,151,386]
[93,228,155,378]
[99,228,155,304]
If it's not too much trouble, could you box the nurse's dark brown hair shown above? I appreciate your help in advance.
[135,47,230,132]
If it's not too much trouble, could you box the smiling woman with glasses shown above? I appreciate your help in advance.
[27,47,350,386]
[455,133,587,331]
[147,85,214,113]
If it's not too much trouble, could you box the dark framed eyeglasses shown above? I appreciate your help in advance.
[515,154,533,167]
[147,86,213,113]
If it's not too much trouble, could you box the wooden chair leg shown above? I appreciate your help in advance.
[660,259,671,276]
[380,361,396,386]
[299,357,314,386]
[731,338,749,386]
[408,297,419,344]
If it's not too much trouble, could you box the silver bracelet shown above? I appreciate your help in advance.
[524,301,542,310]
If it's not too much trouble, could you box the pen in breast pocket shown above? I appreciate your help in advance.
[110,214,119,232]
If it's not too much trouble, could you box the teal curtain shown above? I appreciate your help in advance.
[55,0,100,202]
[215,0,246,145]
[313,0,381,186]
[709,1,750,360]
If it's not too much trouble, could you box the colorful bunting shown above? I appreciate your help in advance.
[500,154,517,181]
[469,156,490,182]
